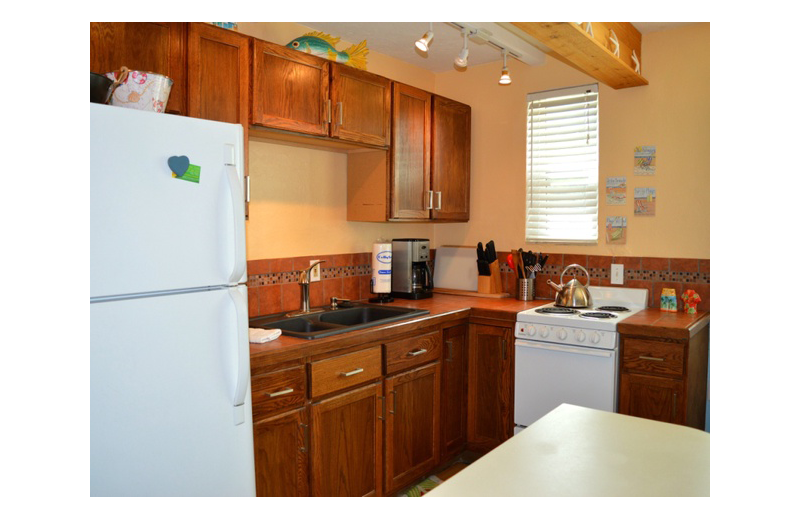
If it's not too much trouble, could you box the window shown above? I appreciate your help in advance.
[525,84,599,244]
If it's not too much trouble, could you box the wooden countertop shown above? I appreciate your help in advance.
[250,294,710,372]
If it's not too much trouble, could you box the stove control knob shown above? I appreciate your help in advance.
[539,326,549,338]
[591,332,602,344]
[526,324,536,337]
[575,330,586,342]
[558,328,568,340]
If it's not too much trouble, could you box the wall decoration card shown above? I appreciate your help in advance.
[634,187,656,216]
[605,217,627,244]
[634,146,656,175]
[606,177,626,205]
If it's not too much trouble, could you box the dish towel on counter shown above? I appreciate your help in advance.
[249,328,282,343]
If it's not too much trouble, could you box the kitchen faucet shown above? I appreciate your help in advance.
[287,260,326,316]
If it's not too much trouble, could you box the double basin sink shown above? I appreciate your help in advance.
[249,303,430,339]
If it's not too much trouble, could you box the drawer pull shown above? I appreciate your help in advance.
[639,355,665,362]
[266,388,294,398]
[407,348,428,357]
[340,368,364,377]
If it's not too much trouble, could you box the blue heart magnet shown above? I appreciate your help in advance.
[168,155,190,177]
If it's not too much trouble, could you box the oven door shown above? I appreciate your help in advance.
[514,338,618,432]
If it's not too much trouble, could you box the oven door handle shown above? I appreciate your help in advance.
[515,340,613,358]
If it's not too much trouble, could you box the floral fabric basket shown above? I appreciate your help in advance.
[105,67,173,113]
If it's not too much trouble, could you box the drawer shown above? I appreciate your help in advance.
[622,338,684,377]
[384,330,442,374]
[252,365,307,421]
[310,346,382,398]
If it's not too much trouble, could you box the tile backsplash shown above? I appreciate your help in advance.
[247,251,710,317]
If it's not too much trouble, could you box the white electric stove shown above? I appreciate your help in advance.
[514,286,648,433]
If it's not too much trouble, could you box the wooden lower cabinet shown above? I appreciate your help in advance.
[253,406,309,497]
[467,323,514,453]
[384,362,441,495]
[440,324,468,460]
[618,326,709,430]
[310,382,383,496]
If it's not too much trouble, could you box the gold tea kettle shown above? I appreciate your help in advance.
[547,264,593,308]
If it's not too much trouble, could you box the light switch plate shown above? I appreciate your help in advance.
[611,264,624,285]
[309,260,321,282]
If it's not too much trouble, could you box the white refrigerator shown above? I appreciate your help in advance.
[90,104,255,496]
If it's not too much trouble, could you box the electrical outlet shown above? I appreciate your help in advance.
[309,260,321,282]
[611,264,624,285]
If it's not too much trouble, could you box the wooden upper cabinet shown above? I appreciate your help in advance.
[431,96,471,221]
[89,22,187,115]
[186,23,250,127]
[330,65,391,147]
[391,82,431,220]
[251,39,330,136]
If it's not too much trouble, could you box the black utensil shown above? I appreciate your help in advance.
[485,241,496,263]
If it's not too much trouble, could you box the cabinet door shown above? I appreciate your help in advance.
[187,23,250,127]
[330,64,391,147]
[619,373,686,425]
[467,324,514,453]
[310,382,383,496]
[252,39,330,136]
[390,82,431,220]
[253,407,309,497]
[441,324,467,460]
[431,96,471,221]
[384,362,441,495]
[90,22,187,115]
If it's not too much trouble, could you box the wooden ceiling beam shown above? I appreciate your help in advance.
[507,22,648,89]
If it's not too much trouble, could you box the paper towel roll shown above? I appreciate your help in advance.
[371,241,392,294]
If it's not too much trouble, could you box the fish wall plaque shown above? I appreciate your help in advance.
[286,31,368,70]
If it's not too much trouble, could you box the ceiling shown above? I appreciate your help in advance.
[299,22,698,73]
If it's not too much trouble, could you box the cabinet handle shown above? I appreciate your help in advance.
[671,392,678,422]
[337,101,343,126]
[639,355,665,362]
[266,388,294,397]
[340,368,364,377]
[378,395,385,421]
[435,191,442,210]
[325,99,332,124]
[407,348,428,357]
[446,340,453,362]
[389,390,397,415]
[300,422,309,453]
[426,190,434,210]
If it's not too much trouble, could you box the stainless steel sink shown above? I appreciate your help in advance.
[249,303,429,339]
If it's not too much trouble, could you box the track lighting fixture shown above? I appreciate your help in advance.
[454,29,470,68]
[412,23,521,85]
[498,49,511,85]
[415,23,434,52]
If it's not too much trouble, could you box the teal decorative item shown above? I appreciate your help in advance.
[168,155,190,177]
[286,31,368,70]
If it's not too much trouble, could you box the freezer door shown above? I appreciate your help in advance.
[90,285,255,496]
[90,104,246,299]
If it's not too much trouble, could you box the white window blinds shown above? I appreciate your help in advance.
[526,84,599,244]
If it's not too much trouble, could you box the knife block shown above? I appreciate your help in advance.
[478,261,503,295]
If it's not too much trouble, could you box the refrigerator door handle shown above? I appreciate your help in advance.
[225,163,246,285]
[229,286,249,425]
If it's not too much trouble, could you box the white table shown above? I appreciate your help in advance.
[426,404,710,497]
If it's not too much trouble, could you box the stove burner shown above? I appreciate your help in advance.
[580,312,618,320]
[596,306,629,312]
[535,307,579,315]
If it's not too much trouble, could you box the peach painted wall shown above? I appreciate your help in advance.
[238,22,710,261]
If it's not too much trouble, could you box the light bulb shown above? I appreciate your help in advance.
[499,67,511,85]
[454,48,469,68]
[415,31,433,52]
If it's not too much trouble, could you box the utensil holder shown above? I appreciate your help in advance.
[517,277,535,301]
